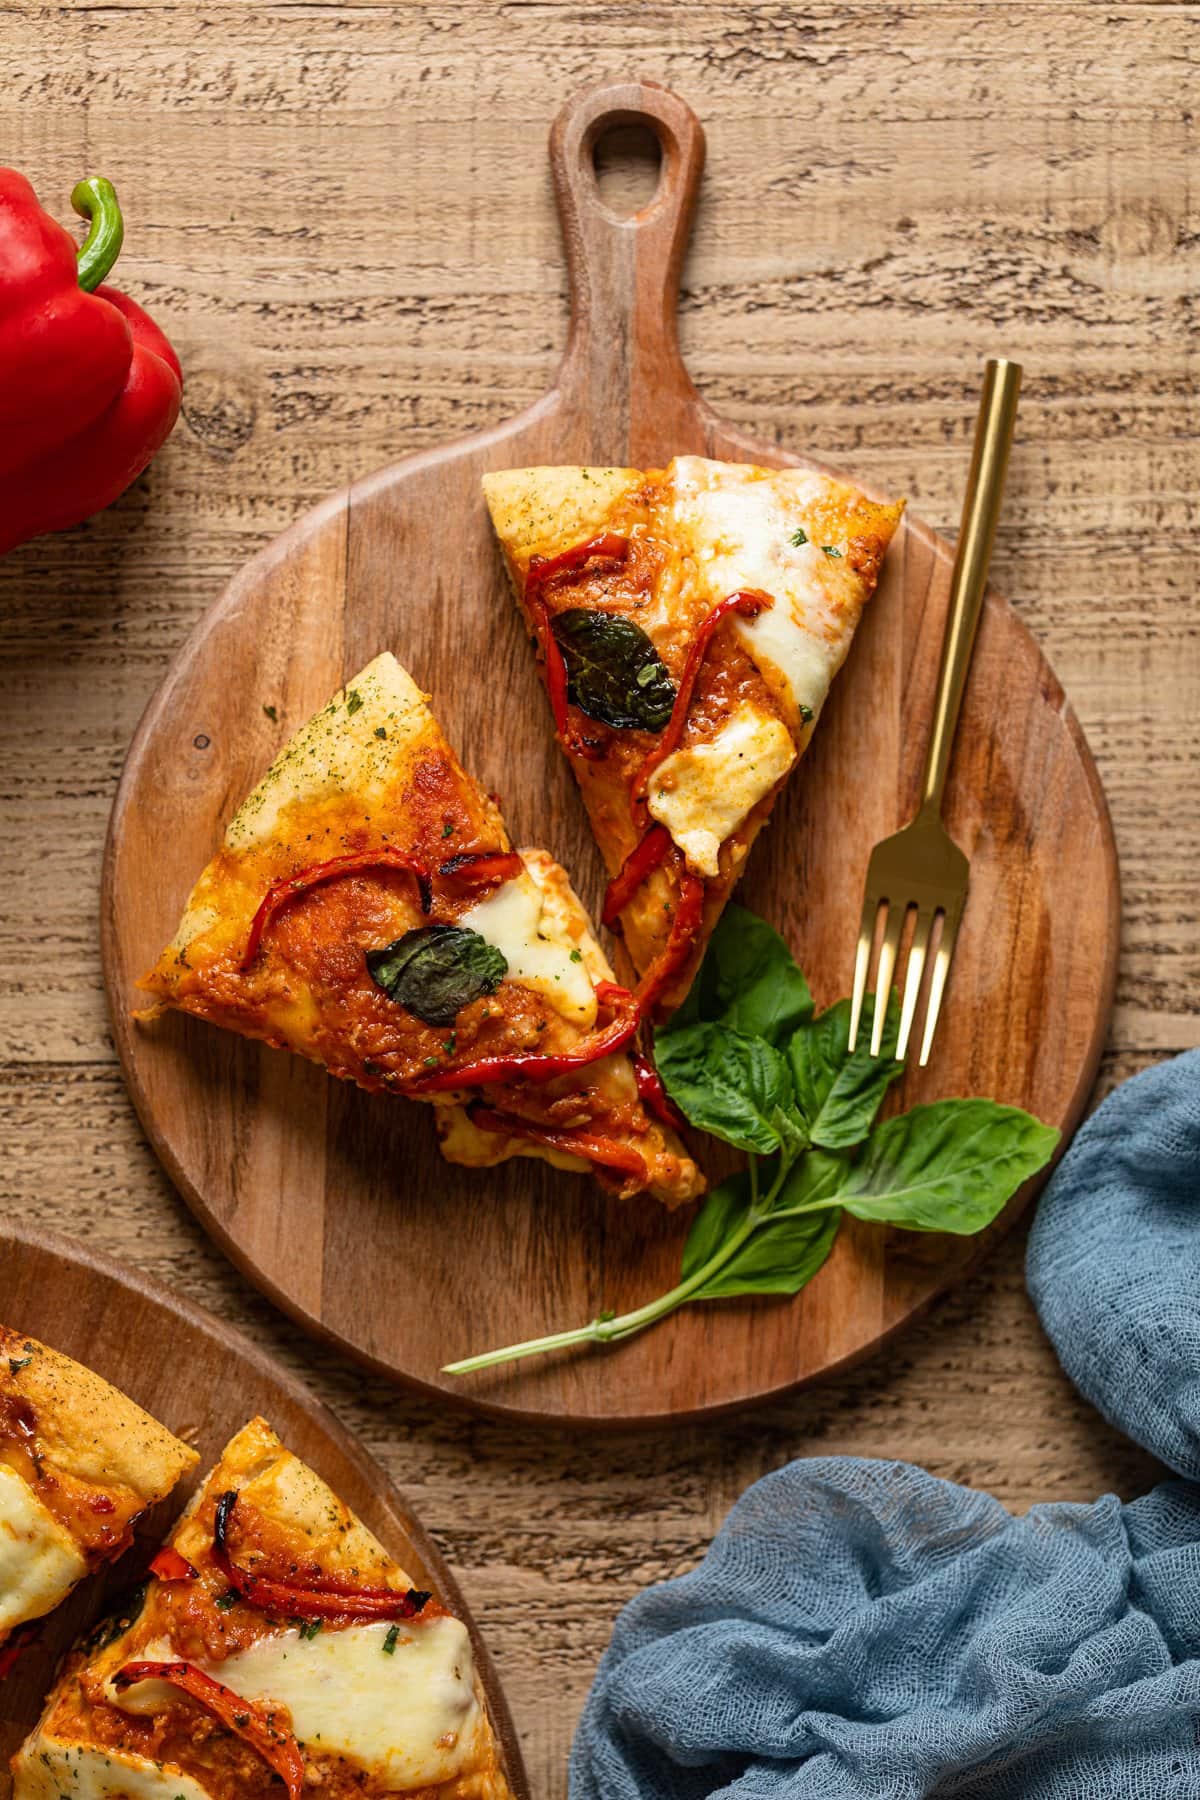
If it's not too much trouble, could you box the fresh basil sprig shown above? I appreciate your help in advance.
[445,905,1059,1375]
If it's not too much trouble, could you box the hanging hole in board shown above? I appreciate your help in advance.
[591,121,663,218]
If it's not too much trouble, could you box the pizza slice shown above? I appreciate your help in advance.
[0,1328,197,1671]
[483,455,904,1015]
[138,653,701,1207]
[12,1416,512,1800]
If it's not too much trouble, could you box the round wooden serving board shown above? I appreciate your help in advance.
[0,1226,528,1797]
[102,81,1119,1426]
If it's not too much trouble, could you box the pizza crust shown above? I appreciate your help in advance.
[484,456,904,1010]
[0,1328,197,1648]
[1,1328,197,1503]
[481,465,639,563]
[170,1416,404,1587]
[139,653,704,1206]
[14,1418,514,1800]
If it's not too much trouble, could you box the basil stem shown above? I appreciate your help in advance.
[442,1154,787,1375]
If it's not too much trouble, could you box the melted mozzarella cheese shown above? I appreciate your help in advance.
[0,1461,87,1633]
[668,456,855,727]
[646,703,796,876]
[436,1105,590,1173]
[197,1617,481,1789]
[12,1737,214,1800]
[459,867,596,1025]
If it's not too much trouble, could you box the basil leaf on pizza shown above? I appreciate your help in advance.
[366,925,507,1026]
[484,457,906,1016]
[139,652,704,1206]
[551,608,675,731]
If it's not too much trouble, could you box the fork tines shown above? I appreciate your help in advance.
[847,816,969,1068]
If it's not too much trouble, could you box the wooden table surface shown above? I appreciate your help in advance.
[0,6,1193,1792]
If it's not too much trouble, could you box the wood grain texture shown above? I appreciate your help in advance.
[101,78,1117,1422]
[0,1226,527,1800]
[0,5,1193,1790]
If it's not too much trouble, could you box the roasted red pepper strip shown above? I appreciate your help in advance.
[408,981,641,1093]
[524,534,631,753]
[636,860,707,1020]
[527,532,631,588]
[631,1050,687,1131]
[241,849,432,970]
[631,589,774,826]
[0,171,182,555]
[113,1660,304,1800]
[213,1490,433,1621]
[438,850,524,888]
[602,823,673,927]
[149,1546,198,1582]
[592,979,630,1007]
[469,1105,647,1180]
[0,1623,35,1682]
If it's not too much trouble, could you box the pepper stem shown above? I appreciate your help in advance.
[71,177,124,291]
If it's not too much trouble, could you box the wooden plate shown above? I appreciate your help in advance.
[0,1226,528,1798]
[101,80,1118,1426]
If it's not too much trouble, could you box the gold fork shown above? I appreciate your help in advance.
[848,357,1023,1066]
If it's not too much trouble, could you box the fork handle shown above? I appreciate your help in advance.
[919,358,1022,814]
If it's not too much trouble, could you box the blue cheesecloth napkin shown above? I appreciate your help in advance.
[571,1051,1200,1799]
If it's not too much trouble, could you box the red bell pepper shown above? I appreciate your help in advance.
[113,1661,305,1800]
[524,533,631,757]
[149,1546,198,1583]
[631,588,774,825]
[213,1490,434,1624]
[240,847,435,970]
[409,979,642,1093]
[0,170,182,555]
[468,1104,648,1180]
[631,1049,686,1131]
[602,823,673,927]
[635,861,707,1020]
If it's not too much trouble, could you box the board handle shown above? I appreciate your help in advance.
[550,81,706,452]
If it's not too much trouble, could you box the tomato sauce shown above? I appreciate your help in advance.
[0,1388,139,1562]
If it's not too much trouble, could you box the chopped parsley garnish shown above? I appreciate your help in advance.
[8,1356,31,1374]
[569,948,583,962]
[383,1625,401,1655]
[441,821,455,838]
[798,703,814,723]
[345,689,363,716]
[374,726,388,740]
[821,545,842,558]
[295,1618,322,1641]
[789,527,808,547]
[262,704,278,722]
[215,1590,239,1612]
